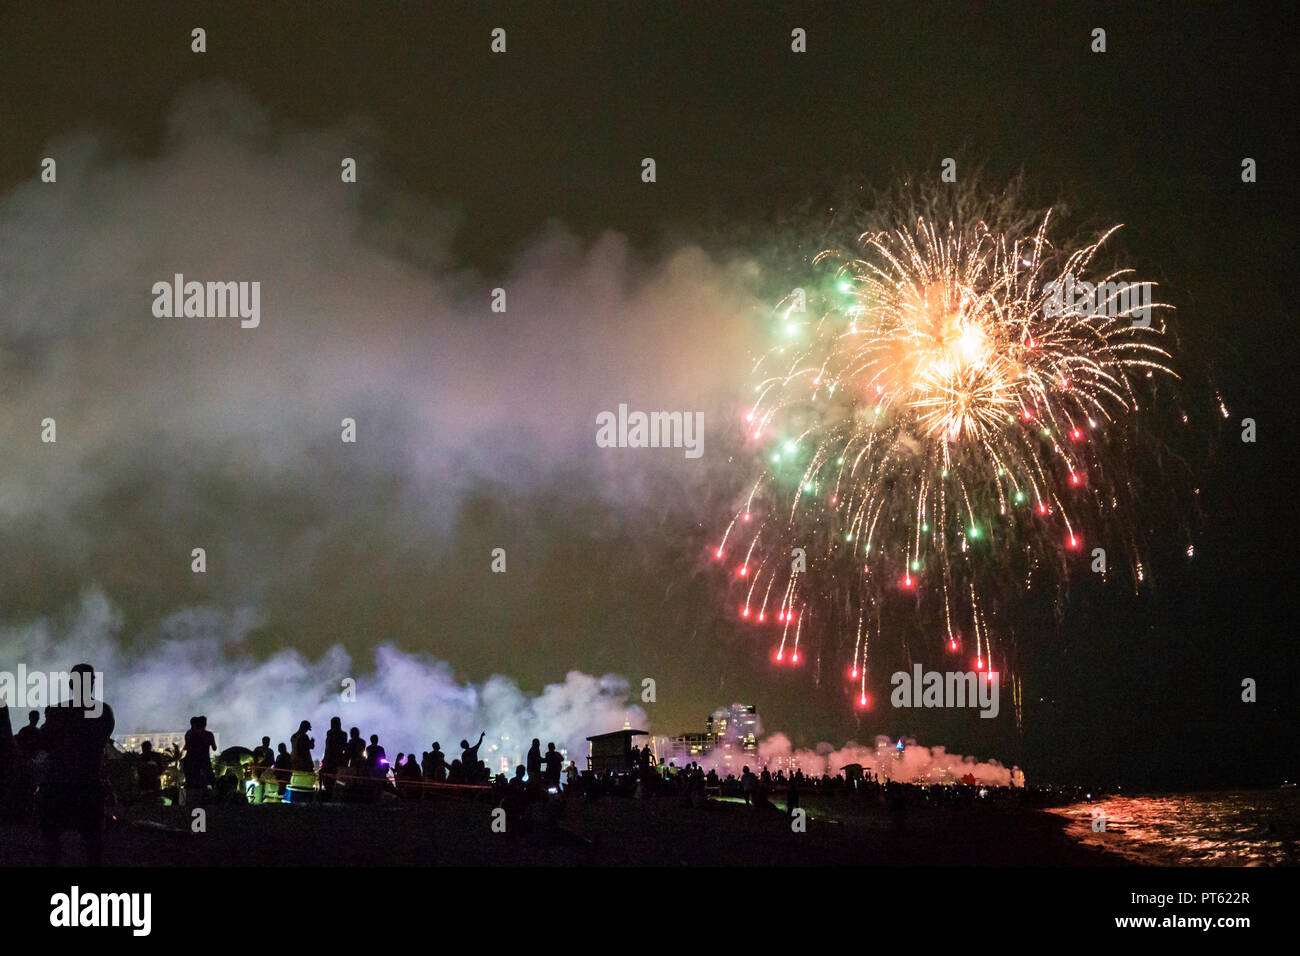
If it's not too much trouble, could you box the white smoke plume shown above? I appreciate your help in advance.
[0,81,757,729]
[754,731,1016,786]
[3,589,646,766]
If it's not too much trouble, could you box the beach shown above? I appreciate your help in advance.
[0,792,1123,867]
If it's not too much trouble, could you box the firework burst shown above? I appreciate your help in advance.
[716,201,1175,703]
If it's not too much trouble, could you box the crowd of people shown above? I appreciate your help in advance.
[0,666,116,865]
[149,716,588,808]
[2,665,1101,865]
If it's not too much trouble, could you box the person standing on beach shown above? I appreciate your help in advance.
[38,664,115,866]
[526,739,542,782]
[346,727,366,770]
[272,742,292,796]
[251,736,274,802]
[426,742,446,783]
[182,716,216,800]
[321,717,347,795]
[460,732,485,783]
[741,766,758,805]
[543,743,562,788]
[290,721,315,773]
[366,734,386,776]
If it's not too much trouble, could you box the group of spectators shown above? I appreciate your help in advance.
[0,666,116,865]
[166,716,587,807]
[3,666,1105,867]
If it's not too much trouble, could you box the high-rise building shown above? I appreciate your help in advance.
[706,703,760,751]
[657,703,761,769]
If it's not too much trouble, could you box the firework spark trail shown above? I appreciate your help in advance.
[717,208,1175,699]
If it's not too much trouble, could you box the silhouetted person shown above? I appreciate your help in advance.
[273,743,292,795]
[425,743,446,783]
[500,765,531,836]
[366,734,386,774]
[291,721,315,772]
[189,712,217,796]
[741,766,758,805]
[136,741,164,802]
[321,717,347,795]
[396,754,422,798]
[346,727,366,768]
[15,710,42,758]
[182,716,216,800]
[460,732,485,783]
[251,736,274,802]
[38,664,114,866]
[527,739,542,780]
[543,743,562,788]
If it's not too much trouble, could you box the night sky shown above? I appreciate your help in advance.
[2,2,1294,790]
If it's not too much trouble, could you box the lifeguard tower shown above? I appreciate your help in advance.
[586,729,650,775]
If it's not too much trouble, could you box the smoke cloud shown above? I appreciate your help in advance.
[3,588,645,767]
[0,82,757,727]
[756,732,1016,786]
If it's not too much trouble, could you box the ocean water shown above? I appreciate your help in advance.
[1049,789,1300,865]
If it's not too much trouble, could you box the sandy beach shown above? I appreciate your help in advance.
[0,792,1123,867]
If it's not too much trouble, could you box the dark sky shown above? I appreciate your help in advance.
[1,1,1294,789]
